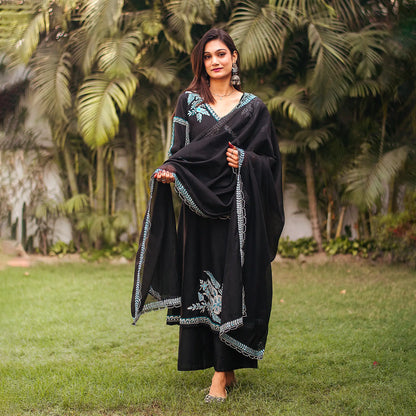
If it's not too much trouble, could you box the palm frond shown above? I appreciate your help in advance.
[307,16,351,117]
[62,194,89,214]
[30,42,72,123]
[13,10,50,64]
[164,0,217,53]
[267,85,312,128]
[349,79,383,97]
[342,146,410,208]
[77,73,138,147]
[81,0,123,38]
[68,28,101,76]
[97,31,143,77]
[0,0,35,53]
[347,27,388,79]
[229,0,289,69]
[328,0,367,30]
[35,198,60,218]
[137,47,177,87]
[279,139,303,154]
[294,126,333,150]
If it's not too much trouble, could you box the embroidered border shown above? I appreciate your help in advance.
[169,117,189,157]
[205,92,257,121]
[179,316,220,332]
[235,148,246,266]
[133,177,156,323]
[143,297,181,313]
[173,174,208,217]
[220,333,265,360]
[166,315,180,324]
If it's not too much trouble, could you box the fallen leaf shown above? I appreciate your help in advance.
[340,289,347,295]
[279,299,285,303]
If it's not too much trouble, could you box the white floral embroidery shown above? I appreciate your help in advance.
[187,271,222,324]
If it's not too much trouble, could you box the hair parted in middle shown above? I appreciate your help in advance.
[186,28,242,104]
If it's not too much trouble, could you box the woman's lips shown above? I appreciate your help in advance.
[212,68,222,72]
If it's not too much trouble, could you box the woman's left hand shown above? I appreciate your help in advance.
[226,143,239,168]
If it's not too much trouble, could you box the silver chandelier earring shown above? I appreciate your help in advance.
[231,62,241,86]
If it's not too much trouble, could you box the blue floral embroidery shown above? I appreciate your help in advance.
[186,92,210,123]
[187,271,222,324]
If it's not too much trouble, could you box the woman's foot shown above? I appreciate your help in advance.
[225,370,237,388]
[207,371,227,399]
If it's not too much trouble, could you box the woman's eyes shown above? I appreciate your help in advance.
[204,53,227,59]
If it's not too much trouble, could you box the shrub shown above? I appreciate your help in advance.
[323,237,375,258]
[371,192,416,266]
[278,237,318,258]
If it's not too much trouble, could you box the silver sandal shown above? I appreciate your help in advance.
[204,393,226,403]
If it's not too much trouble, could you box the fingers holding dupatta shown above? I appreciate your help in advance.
[226,142,239,168]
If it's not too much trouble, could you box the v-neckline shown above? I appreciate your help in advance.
[205,93,246,121]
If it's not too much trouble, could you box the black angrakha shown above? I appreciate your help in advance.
[131,91,284,371]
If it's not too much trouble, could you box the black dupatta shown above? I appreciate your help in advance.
[131,93,284,360]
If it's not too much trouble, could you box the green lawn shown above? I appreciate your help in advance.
[1,259,415,415]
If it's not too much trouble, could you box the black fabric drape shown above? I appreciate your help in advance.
[131,92,284,360]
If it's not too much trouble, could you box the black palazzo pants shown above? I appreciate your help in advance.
[175,206,258,371]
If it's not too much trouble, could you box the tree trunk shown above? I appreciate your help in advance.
[304,150,323,251]
[326,198,333,240]
[63,142,79,196]
[88,173,94,209]
[129,116,147,229]
[387,177,398,214]
[96,147,105,214]
[335,206,347,238]
[360,211,370,239]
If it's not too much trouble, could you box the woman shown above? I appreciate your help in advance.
[131,28,284,403]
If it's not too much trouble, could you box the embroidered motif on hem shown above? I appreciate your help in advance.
[187,271,222,324]
[220,333,264,360]
[149,286,161,301]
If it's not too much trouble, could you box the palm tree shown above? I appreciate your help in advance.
[229,0,353,250]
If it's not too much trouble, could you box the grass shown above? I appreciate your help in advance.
[0,259,415,415]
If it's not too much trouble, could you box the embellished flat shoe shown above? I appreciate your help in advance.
[204,393,226,403]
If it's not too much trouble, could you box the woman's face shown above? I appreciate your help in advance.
[203,39,237,82]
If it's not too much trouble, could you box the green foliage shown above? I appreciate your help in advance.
[49,240,76,256]
[371,192,416,266]
[80,241,138,261]
[324,237,375,258]
[278,237,318,258]
[77,73,138,147]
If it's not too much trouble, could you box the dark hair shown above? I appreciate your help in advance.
[186,28,242,104]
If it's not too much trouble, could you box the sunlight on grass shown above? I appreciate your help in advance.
[1,261,415,415]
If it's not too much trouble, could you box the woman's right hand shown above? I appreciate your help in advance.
[155,169,175,183]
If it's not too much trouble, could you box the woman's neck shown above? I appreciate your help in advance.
[209,79,235,96]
